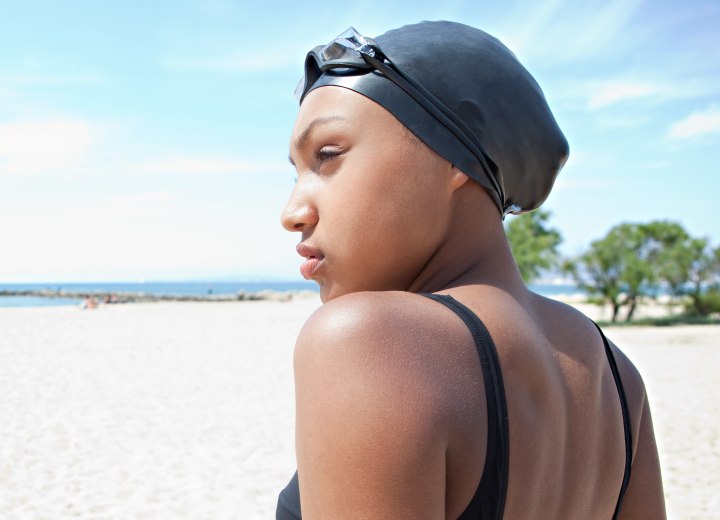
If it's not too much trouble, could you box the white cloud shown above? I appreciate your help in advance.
[553,177,613,191]
[502,0,564,55]
[594,114,651,128]
[588,81,658,109]
[9,74,103,85]
[0,195,297,282]
[551,75,720,112]
[0,118,93,175]
[562,150,589,169]
[204,52,295,72]
[504,0,645,64]
[167,50,297,73]
[667,106,720,140]
[639,160,671,170]
[568,0,645,57]
[110,192,173,204]
[136,156,290,175]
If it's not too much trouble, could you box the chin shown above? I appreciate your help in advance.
[318,284,342,304]
[317,281,334,303]
[317,280,361,303]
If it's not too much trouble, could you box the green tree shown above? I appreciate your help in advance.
[685,244,720,316]
[658,238,720,316]
[505,209,562,284]
[566,223,655,322]
[568,220,720,321]
[642,221,692,296]
[642,221,720,316]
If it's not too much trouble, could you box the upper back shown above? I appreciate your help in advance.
[447,287,627,518]
[291,287,655,519]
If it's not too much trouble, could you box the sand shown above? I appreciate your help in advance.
[0,297,717,519]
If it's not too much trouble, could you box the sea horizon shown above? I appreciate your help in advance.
[0,280,584,308]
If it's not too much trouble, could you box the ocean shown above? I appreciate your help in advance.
[0,281,584,308]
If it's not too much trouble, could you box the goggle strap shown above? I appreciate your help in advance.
[363,53,505,204]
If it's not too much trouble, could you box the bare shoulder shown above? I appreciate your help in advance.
[294,290,469,410]
[298,289,466,360]
[293,291,478,518]
[297,290,447,346]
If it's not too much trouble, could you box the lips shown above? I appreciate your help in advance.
[296,243,325,280]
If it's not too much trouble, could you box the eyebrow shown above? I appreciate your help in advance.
[288,115,347,165]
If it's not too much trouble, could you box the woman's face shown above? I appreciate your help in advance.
[283,86,459,302]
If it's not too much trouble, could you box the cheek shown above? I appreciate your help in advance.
[326,152,448,266]
[370,149,450,243]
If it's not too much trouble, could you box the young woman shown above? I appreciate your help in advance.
[277,21,665,519]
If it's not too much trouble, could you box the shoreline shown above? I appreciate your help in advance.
[4,290,708,328]
[0,288,319,304]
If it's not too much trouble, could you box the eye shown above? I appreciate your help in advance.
[315,147,342,164]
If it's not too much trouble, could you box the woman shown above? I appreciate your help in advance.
[277,21,665,519]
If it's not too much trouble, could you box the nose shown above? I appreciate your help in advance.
[281,186,319,232]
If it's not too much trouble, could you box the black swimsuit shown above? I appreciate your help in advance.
[276,294,632,519]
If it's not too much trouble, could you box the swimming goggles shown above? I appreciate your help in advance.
[296,27,506,210]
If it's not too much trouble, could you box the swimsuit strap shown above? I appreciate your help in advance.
[422,293,509,520]
[593,322,633,519]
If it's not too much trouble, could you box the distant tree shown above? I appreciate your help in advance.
[636,220,720,315]
[686,244,720,316]
[565,223,655,322]
[505,209,562,284]
[568,220,720,321]
[642,221,693,296]
[654,235,720,316]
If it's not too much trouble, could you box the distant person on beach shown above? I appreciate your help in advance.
[81,295,98,310]
[278,22,665,519]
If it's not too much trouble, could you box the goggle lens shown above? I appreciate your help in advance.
[295,27,378,101]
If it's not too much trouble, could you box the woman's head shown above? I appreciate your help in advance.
[295,21,569,216]
[284,21,568,300]
[284,86,475,302]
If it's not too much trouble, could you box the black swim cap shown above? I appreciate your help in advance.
[298,21,569,216]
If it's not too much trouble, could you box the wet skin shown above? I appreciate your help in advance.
[283,86,666,519]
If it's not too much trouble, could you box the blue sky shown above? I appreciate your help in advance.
[1,0,718,282]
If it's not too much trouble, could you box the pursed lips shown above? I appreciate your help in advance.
[296,243,325,280]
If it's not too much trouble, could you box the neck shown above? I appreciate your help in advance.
[406,186,527,298]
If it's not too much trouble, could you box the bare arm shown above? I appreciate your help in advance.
[616,392,667,519]
[293,294,452,519]
[610,343,667,520]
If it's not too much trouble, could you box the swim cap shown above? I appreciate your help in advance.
[297,21,569,216]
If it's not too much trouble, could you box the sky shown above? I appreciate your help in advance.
[1,0,718,282]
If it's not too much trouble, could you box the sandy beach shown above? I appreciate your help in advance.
[0,297,717,519]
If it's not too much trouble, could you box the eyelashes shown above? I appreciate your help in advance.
[315,147,342,165]
[290,147,343,182]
